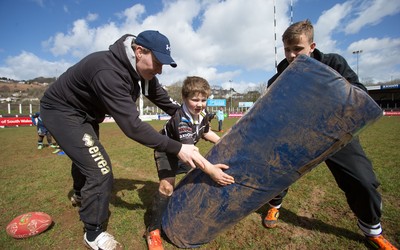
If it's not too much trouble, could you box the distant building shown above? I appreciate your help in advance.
[367,83,400,110]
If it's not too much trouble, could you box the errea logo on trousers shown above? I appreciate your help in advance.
[82,133,110,175]
[82,133,94,147]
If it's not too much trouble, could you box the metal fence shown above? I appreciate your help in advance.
[0,102,251,116]
[0,103,40,115]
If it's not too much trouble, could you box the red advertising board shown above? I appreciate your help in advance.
[0,116,33,127]
[383,111,400,116]
[228,113,244,118]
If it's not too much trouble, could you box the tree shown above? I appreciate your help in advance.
[140,80,184,109]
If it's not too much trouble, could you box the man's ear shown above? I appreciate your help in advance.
[134,46,142,59]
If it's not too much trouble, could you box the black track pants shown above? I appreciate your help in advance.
[270,138,382,225]
[40,107,113,227]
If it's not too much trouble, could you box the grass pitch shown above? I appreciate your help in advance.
[0,117,399,249]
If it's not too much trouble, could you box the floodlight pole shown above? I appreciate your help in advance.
[290,0,293,24]
[352,50,363,77]
[273,0,277,72]
[229,80,232,112]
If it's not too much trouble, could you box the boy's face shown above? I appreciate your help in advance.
[184,92,208,118]
[283,34,316,64]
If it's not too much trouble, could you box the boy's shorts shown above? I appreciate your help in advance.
[154,151,192,180]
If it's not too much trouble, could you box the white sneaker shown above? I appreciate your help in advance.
[84,232,123,250]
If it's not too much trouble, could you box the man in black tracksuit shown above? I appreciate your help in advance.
[262,20,397,249]
[40,31,227,250]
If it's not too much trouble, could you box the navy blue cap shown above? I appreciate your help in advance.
[135,30,177,68]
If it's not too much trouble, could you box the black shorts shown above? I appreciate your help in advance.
[154,151,192,179]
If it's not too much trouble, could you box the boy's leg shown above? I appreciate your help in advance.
[45,132,53,146]
[326,138,382,234]
[326,138,397,248]
[146,189,171,250]
[37,134,44,149]
[263,188,288,228]
[148,189,172,232]
[47,133,58,148]
[146,177,175,250]
[146,151,179,250]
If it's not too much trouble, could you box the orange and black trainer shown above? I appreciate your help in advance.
[146,229,164,250]
[367,235,398,250]
[263,207,280,228]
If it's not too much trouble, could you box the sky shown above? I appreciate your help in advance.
[0,0,399,93]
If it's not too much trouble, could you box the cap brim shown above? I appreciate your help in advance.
[153,51,177,68]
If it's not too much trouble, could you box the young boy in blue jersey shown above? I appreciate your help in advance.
[31,112,57,149]
[145,76,235,250]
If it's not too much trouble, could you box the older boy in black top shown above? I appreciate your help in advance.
[263,20,397,250]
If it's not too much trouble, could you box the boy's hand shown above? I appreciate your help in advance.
[207,164,235,186]
[179,146,234,185]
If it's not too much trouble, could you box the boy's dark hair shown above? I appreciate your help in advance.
[282,19,314,44]
[182,76,211,99]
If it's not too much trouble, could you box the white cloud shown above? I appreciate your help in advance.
[31,0,44,8]
[158,0,292,89]
[118,4,146,29]
[0,52,71,80]
[38,0,293,92]
[1,0,399,90]
[345,0,400,34]
[314,2,352,52]
[347,37,400,82]
[86,13,98,22]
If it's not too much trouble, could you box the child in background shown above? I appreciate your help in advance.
[31,112,57,150]
[216,106,225,132]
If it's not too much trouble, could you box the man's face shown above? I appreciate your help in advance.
[283,34,316,64]
[135,46,163,80]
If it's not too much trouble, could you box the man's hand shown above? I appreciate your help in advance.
[177,144,204,169]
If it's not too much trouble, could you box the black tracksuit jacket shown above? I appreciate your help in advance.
[41,34,181,154]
